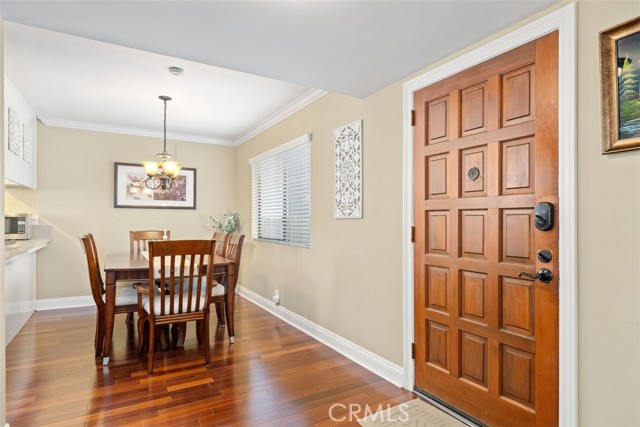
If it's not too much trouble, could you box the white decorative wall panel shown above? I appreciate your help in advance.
[334,120,362,219]
[8,107,23,157]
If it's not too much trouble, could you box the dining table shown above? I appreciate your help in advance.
[101,251,237,365]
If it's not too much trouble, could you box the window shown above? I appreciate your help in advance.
[250,134,311,248]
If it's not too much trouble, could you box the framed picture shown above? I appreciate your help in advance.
[114,162,196,209]
[600,16,640,154]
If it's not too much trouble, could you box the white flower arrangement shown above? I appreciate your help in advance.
[209,210,239,233]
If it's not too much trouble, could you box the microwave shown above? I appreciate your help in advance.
[5,214,32,240]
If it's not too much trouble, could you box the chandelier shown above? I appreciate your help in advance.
[143,95,181,190]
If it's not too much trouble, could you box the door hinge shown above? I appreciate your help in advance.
[411,226,415,243]
[411,343,415,359]
[411,109,416,126]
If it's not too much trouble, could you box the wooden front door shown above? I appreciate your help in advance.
[413,32,559,426]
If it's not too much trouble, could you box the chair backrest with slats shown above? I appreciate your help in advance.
[147,239,215,317]
[130,230,169,253]
[212,231,229,256]
[225,233,245,264]
[80,235,105,309]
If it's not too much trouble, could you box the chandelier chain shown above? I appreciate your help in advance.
[163,97,168,153]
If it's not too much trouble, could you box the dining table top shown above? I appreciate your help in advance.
[103,251,235,273]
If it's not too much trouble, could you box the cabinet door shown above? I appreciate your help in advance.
[5,76,37,189]
[5,252,36,344]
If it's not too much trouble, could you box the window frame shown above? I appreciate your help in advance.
[249,133,311,248]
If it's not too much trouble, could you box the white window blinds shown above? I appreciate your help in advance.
[250,134,311,248]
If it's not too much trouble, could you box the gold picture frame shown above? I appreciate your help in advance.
[600,16,640,154]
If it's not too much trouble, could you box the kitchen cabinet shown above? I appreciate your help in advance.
[4,76,37,189]
[4,238,49,345]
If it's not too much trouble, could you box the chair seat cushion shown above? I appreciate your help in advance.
[101,286,138,306]
[211,284,225,297]
[116,279,139,286]
[143,294,208,316]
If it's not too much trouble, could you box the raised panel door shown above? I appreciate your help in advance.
[413,32,559,426]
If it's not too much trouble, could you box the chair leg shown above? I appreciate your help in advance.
[148,322,155,374]
[203,313,211,365]
[173,323,186,348]
[215,303,225,326]
[195,320,203,344]
[224,301,233,343]
[159,325,170,350]
[137,312,148,354]
[126,312,134,323]
[95,313,105,358]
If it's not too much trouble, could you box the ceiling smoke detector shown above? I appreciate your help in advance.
[168,66,184,76]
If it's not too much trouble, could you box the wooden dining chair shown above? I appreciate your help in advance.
[80,234,138,358]
[136,239,216,374]
[127,230,170,322]
[130,230,169,253]
[212,231,229,257]
[209,233,245,341]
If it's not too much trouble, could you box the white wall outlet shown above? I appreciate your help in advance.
[30,215,39,225]
[272,289,280,305]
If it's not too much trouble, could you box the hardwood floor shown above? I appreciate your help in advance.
[6,296,414,426]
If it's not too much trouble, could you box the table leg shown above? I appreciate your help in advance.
[225,262,237,344]
[103,271,117,365]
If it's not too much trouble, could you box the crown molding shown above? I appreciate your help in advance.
[233,88,328,146]
[39,88,327,147]
[38,117,236,146]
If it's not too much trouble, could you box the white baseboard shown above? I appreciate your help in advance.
[35,296,93,311]
[236,285,405,387]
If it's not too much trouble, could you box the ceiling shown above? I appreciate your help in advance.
[1,0,558,146]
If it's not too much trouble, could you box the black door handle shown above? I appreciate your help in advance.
[518,268,553,283]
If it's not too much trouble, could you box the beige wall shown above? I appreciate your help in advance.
[236,89,405,364]
[6,124,236,300]
[577,1,640,426]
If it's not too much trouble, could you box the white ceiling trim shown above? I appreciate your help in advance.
[234,89,328,146]
[39,88,327,147]
[38,117,236,146]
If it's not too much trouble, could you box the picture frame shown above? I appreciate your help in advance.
[114,162,196,209]
[600,16,640,154]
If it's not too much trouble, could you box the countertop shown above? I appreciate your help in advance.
[5,239,49,263]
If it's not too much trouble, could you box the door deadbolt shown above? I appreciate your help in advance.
[537,249,553,263]
[534,202,554,231]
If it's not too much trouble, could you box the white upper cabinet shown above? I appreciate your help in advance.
[4,76,37,189]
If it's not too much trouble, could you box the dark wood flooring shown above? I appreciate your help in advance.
[6,296,414,426]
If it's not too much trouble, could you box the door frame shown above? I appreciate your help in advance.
[401,3,577,426]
